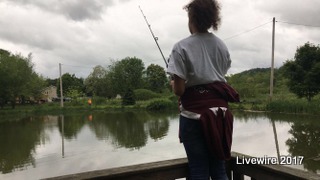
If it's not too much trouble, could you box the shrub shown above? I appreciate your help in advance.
[92,96,108,105]
[107,98,121,106]
[122,89,136,106]
[134,89,160,101]
[146,98,174,111]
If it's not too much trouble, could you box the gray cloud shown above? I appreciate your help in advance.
[0,0,319,79]
[3,0,114,21]
[256,0,320,25]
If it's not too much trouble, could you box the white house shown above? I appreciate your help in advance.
[41,85,58,102]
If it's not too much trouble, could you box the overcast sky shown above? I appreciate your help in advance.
[1,0,320,79]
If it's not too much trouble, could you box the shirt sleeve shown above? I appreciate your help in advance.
[166,47,187,81]
[225,51,231,74]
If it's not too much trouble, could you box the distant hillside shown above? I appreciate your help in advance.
[227,67,294,101]
[236,68,270,75]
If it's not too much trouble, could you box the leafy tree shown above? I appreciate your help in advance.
[26,73,47,103]
[146,64,167,93]
[0,49,45,108]
[57,73,84,98]
[282,42,320,101]
[65,89,85,105]
[84,65,112,98]
[108,57,145,96]
[46,78,58,87]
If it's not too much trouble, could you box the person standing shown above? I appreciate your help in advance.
[167,0,239,179]
[88,98,92,106]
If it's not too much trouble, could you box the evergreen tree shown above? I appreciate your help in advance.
[122,89,135,106]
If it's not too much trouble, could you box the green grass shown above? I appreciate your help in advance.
[2,91,320,116]
[266,99,320,114]
[0,94,179,116]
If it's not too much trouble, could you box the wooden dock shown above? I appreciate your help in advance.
[44,152,320,180]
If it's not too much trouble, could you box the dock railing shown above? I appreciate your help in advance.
[44,152,320,180]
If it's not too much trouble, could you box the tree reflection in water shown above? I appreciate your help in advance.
[58,114,86,140]
[1,111,319,176]
[88,111,170,149]
[0,116,46,173]
[286,120,320,173]
[233,111,320,173]
[0,111,171,174]
[266,113,320,173]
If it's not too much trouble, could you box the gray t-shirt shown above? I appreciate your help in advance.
[167,32,231,87]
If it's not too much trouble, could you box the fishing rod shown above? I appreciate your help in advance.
[139,6,168,67]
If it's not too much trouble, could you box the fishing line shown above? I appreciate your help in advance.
[138,6,168,67]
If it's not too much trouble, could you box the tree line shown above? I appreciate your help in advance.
[0,50,168,108]
[0,49,46,108]
[1,42,320,109]
[52,57,168,100]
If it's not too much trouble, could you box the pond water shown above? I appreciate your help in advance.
[0,110,319,179]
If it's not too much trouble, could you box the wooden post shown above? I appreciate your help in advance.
[59,63,64,108]
[269,17,275,101]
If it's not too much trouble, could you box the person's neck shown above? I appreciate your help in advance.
[192,31,209,35]
[191,27,208,34]
[189,21,208,34]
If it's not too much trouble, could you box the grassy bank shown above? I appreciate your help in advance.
[2,93,320,116]
[0,96,179,116]
[266,99,320,114]
[232,96,320,115]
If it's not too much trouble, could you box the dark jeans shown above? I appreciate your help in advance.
[180,115,228,180]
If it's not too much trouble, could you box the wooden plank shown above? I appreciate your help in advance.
[230,152,320,180]
[43,152,320,180]
[43,158,189,180]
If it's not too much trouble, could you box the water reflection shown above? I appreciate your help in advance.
[228,111,320,173]
[88,111,170,149]
[91,112,148,149]
[0,116,46,173]
[0,111,320,178]
[0,111,173,175]
[286,119,320,173]
[58,114,86,140]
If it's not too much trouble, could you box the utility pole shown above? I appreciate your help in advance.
[269,17,275,101]
[59,63,64,107]
[269,18,280,163]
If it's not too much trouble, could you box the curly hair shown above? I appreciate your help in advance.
[184,0,221,32]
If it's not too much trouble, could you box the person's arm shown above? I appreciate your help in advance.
[172,75,185,96]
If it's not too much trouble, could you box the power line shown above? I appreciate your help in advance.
[223,20,272,41]
[61,63,96,69]
[276,20,320,28]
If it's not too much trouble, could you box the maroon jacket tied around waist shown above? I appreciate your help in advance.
[180,82,240,160]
